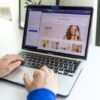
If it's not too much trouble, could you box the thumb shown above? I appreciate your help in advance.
[23,73,32,92]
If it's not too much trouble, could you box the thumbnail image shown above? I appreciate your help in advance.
[60,43,71,51]
[50,41,60,49]
[63,25,81,41]
[40,39,49,48]
[71,44,82,53]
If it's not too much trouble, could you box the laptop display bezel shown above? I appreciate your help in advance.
[22,5,93,60]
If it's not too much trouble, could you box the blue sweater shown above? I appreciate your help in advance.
[27,88,56,100]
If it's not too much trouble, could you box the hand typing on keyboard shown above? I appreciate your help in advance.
[23,66,58,95]
[0,54,24,78]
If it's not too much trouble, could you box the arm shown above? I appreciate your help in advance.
[27,88,56,100]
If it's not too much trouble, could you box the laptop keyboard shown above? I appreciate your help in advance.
[19,51,81,76]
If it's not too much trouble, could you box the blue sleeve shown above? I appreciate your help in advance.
[27,88,56,100]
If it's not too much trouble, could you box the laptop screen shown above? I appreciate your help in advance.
[23,6,93,59]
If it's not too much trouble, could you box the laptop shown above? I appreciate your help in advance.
[3,5,93,96]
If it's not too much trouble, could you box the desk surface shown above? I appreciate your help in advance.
[0,18,100,100]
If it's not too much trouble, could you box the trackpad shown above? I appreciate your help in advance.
[3,66,36,85]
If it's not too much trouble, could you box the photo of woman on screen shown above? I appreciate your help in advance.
[64,25,81,41]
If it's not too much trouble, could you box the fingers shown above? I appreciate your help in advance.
[4,54,24,64]
[23,73,32,91]
[33,67,55,79]
[8,61,21,72]
[2,61,22,77]
[40,66,55,76]
[49,69,54,75]
[33,70,42,77]
[40,66,50,74]
[33,70,45,82]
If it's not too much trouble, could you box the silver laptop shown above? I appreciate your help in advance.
[3,5,93,96]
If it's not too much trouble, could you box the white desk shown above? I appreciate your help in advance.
[0,18,100,100]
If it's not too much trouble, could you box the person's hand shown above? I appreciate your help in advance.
[0,54,24,77]
[23,66,58,94]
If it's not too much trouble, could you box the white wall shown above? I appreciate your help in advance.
[60,0,98,45]
[60,0,93,6]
